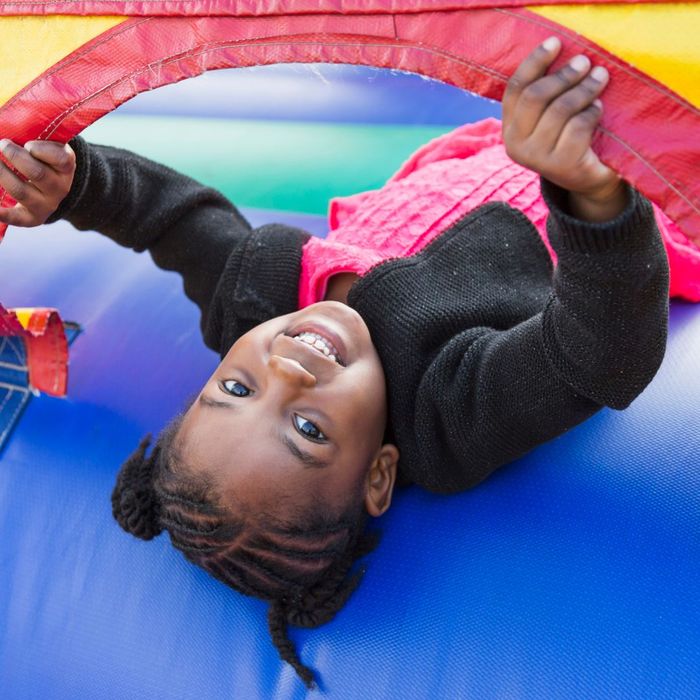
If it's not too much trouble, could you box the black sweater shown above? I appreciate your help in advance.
[52,137,669,494]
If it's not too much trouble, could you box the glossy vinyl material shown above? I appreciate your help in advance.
[114,63,500,126]
[0,6,698,245]
[0,0,663,18]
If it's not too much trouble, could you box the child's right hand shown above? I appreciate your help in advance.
[0,139,76,227]
[502,38,627,222]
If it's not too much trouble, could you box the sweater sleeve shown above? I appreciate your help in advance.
[49,137,309,353]
[413,183,669,493]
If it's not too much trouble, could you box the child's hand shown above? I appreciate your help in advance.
[0,139,76,227]
[503,37,627,222]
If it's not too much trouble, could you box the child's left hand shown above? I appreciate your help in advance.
[502,37,627,222]
[0,138,76,227]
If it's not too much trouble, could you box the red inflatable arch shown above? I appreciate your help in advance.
[0,1,698,244]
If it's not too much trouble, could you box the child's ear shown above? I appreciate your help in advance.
[364,444,399,517]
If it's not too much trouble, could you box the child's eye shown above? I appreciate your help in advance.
[293,414,327,443]
[221,380,251,397]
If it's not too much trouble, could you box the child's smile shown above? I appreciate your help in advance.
[290,329,343,365]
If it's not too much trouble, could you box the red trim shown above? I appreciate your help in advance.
[0,306,69,396]
[23,310,69,396]
[0,305,25,336]
[0,9,697,244]
[0,0,671,19]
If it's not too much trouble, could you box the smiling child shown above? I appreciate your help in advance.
[0,39,680,687]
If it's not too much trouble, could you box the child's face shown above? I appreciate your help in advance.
[176,301,394,518]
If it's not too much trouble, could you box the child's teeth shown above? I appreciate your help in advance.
[292,331,340,364]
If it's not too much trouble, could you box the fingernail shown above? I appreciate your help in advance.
[569,55,590,72]
[591,66,609,83]
[542,36,560,52]
[594,99,603,110]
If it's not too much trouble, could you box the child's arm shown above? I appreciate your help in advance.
[0,135,249,320]
[443,39,669,490]
[349,39,669,493]
[429,189,666,492]
[0,137,309,352]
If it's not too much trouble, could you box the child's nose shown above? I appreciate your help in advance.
[268,354,316,390]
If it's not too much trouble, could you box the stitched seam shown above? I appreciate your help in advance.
[2,24,692,215]
[0,0,518,5]
[38,37,511,138]
[0,387,12,412]
[38,33,698,204]
[1,6,698,116]
[0,16,145,208]
[595,125,697,214]
[2,336,26,365]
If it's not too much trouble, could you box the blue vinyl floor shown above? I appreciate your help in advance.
[1,65,699,699]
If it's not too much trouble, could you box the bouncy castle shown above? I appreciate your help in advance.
[1,1,699,697]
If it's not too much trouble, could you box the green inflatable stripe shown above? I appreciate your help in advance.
[83,115,451,215]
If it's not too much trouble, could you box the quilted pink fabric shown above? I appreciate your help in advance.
[299,118,700,307]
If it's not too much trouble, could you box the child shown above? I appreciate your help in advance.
[0,39,674,687]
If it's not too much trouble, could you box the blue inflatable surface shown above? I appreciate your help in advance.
[1,65,699,699]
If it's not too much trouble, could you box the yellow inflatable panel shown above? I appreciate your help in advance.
[0,16,125,106]
[531,3,700,107]
[12,309,34,329]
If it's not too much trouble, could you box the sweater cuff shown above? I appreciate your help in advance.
[541,177,654,255]
[46,136,91,224]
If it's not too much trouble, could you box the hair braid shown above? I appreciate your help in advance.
[268,601,316,689]
[283,531,379,628]
[265,532,379,688]
[111,434,163,540]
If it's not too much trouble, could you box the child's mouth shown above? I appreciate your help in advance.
[292,331,341,365]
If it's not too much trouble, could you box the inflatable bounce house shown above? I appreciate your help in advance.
[1,1,699,697]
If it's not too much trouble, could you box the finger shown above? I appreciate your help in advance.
[508,54,592,141]
[0,139,53,190]
[0,158,40,206]
[24,140,75,174]
[503,36,561,123]
[552,101,608,183]
[0,203,37,228]
[530,66,608,151]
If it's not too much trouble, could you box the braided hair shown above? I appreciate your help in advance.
[111,419,377,688]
